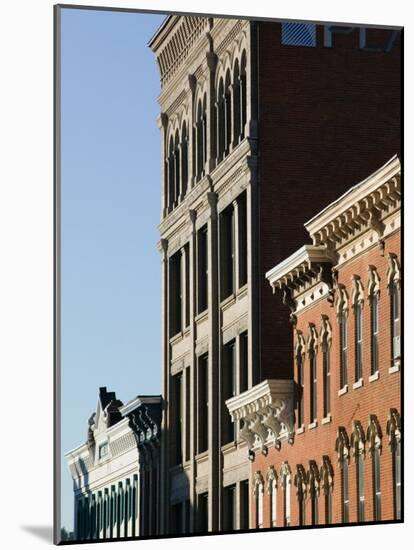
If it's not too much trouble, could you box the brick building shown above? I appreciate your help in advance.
[149,15,401,535]
[227,156,401,528]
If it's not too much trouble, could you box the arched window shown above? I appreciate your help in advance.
[216,78,225,161]
[224,70,232,155]
[168,136,175,210]
[352,275,364,383]
[295,465,307,526]
[181,121,188,197]
[295,330,305,428]
[320,316,332,418]
[253,471,264,528]
[335,427,350,523]
[336,284,349,389]
[307,461,320,525]
[367,415,383,521]
[387,408,401,519]
[232,59,241,145]
[174,130,180,207]
[280,463,291,527]
[320,456,334,524]
[387,254,401,369]
[307,323,318,424]
[367,265,380,376]
[267,466,278,527]
[351,421,366,522]
[196,100,203,181]
[240,51,247,140]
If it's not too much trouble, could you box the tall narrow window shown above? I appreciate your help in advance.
[295,465,307,526]
[282,468,291,527]
[357,453,365,521]
[168,137,175,210]
[238,192,247,288]
[371,292,379,374]
[240,480,250,529]
[184,244,190,328]
[175,374,183,465]
[308,324,318,423]
[394,439,401,520]
[181,122,188,197]
[195,97,206,181]
[320,456,333,525]
[254,472,264,528]
[296,332,305,428]
[372,447,381,520]
[224,485,237,530]
[267,468,278,527]
[308,461,320,526]
[391,281,401,363]
[342,459,349,522]
[198,354,209,453]
[174,130,180,207]
[185,367,190,462]
[197,492,208,532]
[322,320,331,417]
[220,204,235,300]
[197,225,208,313]
[224,70,232,155]
[239,331,248,393]
[232,59,241,145]
[217,78,225,161]
[355,302,363,381]
[169,251,182,337]
[339,310,348,387]
[240,52,247,140]
[222,340,236,444]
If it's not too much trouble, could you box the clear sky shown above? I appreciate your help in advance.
[60,7,165,531]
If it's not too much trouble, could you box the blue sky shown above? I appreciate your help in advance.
[60,7,165,531]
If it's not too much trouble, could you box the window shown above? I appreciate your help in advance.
[216,78,225,161]
[336,427,350,523]
[337,285,349,388]
[308,461,320,526]
[342,459,350,522]
[238,192,247,287]
[254,472,264,528]
[240,480,250,529]
[185,367,191,462]
[281,22,316,47]
[387,409,402,520]
[195,96,207,181]
[387,253,401,366]
[355,303,363,380]
[99,442,108,459]
[224,70,232,155]
[174,374,183,465]
[197,225,208,313]
[169,251,182,337]
[321,316,331,416]
[308,324,318,423]
[198,354,209,453]
[296,332,305,428]
[267,468,278,527]
[181,122,188,197]
[197,492,208,532]
[240,52,247,140]
[371,293,379,374]
[220,204,235,300]
[184,244,190,328]
[352,422,366,522]
[295,465,307,526]
[239,331,248,393]
[282,469,291,527]
[232,59,241,145]
[222,340,236,444]
[368,415,382,521]
[224,485,237,530]
[320,456,333,524]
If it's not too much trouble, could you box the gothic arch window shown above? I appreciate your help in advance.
[320,456,334,524]
[181,121,188,197]
[295,464,307,526]
[253,471,264,528]
[267,466,278,527]
[351,421,366,522]
[387,254,401,369]
[387,408,401,520]
[174,129,181,207]
[307,460,320,525]
[367,415,383,521]
[224,69,232,155]
[367,265,381,376]
[352,276,365,382]
[335,426,350,523]
[232,58,241,145]
[216,77,225,161]
[336,284,349,389]
[240,51,247,140]
[295,330,306,428]
[195,98,206,181]
[320,316,332,418]
[168,136,175,210]
[307,323,318,424]
[280,462,292,527]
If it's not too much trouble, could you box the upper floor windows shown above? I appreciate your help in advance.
[368,266,380,376]
[253,471,264,528]
[195,95,207,182]
[166,122,189,211]
[352,276,364,382]
[281,22,316,47]
[267,467,278,527]
[320,316,332,418]
[387,408,401,520]
[320,456,334,524]
[351,421,366,522]
[336,427,350,523]
[307,323,318,424]
[295,330,305,428]
[280,462,292,527]
[387,254,401,367]
[367,415,382,521]
[336,285,349,389]
[294,465,307,526]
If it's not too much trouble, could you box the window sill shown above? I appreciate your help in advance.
[338,385,348,396]
[296,425,305,435]
[369,371,380,383]
[308,421,318,430]
[353,378,364,390]
[220,293,236,309]
[237,284,248,298]
[221,441,237,453]
[195,310,208,323]
[169,331,183,345]
[322,414,332,425]
[389,364,400,374]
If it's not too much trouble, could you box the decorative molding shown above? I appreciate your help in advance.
[320,315,332,351]
[335,284,349,318]
[367,414,383,454]
[367,265,381,297]
[386,408,401,451]
[351,275,364,308]
[386,252,401,290]
[307,460,320,497]
[335,426,350,464]
[294,464,307,498]
[351,420,366,460]
[320,456,334,494]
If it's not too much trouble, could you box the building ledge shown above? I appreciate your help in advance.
[369,371,380,383]
[389,363,400,374]
[352,378,364,390]
[321,414,332,425]
[296,425,305,435]
[308,421,318,430]
[338,385,348,396]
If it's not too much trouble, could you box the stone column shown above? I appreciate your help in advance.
[206,51,217,174]
[158,238,170,535]
[207,190,219,531]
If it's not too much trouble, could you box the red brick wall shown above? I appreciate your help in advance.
[251,229,401,528]
[255,22,401,382]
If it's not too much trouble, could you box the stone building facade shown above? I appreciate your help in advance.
[66,388,161,540]
[149,15,401,535]
[227,156,401,528]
